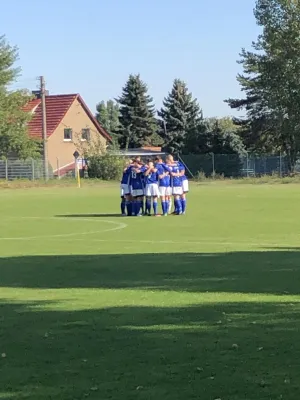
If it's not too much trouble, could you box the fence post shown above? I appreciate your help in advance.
[279,152,282,177]
[246,153,249,177]
[31,158,35,180]
[5,159,8,181]
[57,158,60,179]
[212,153,215,177]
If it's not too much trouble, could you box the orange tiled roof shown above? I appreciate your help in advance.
[25,94,111,141]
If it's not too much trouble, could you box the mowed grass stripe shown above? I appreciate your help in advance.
[0,184,300,399]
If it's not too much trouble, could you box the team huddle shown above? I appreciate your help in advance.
[120,155,189,216]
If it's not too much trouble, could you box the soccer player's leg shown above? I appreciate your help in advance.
[166,186,173,214]
[141,195,146,215]
[132,189,144,216]
[159,186,167,216]
[125,193,133,216]
[181,180,189,214]
[125,185,133,216]
[120,184,127,216]
[152,183,160,216]
[136,196,144,216]
[173,187,183,215]
[145,184,151,215]
[121,196,126,216]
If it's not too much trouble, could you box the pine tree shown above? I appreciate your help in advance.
[116,74,157,149]
[0,35,38,158]
[95,100,119,135]
[158,79,202,155]
[225,0,300,171]
[95,101,109,131]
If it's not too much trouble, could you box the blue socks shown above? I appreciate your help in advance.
[121,198,126,214]
[174,199,182,214]
[141,198,145,214]
[181,198,186,213]
[162,201,168,215]
[146,198,151,214]
[153,200,158,215]
[126,201,132,216]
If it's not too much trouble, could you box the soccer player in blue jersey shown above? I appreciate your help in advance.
[120,159,133,216]
[129,159,147,216]
[178,161,188,214]
[155,156,171,216]
[144,161,160,216]
[166,155,184,215]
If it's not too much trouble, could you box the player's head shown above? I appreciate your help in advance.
[125,158,132,166]
[155,156,163,163]
[135,156,142,163]
[166,154,174,164]
[148,161,154,169]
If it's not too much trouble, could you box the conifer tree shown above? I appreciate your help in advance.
[116,74,157,149]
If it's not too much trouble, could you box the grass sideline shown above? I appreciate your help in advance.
[0,184,300,399]
[2,173,300,189]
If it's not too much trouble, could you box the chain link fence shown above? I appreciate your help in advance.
[0,154,297,181]
[0,158,53,180]
[180,154,291,178]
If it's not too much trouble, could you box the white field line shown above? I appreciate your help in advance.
[37,237,297,248]
[0,217,127,240]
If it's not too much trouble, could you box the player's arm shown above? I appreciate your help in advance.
[171,170,180,177]
[156,166,164,179]
[144,166,153,176]
[179,167,185,176]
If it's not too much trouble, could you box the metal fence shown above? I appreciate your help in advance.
[180,153,291,178]
[0,154,295,181]
[0,158,50,180]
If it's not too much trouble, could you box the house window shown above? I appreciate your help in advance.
[64,128,72,141]
[81,128,90,141]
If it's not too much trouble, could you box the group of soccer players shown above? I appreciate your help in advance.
[120,154,189,216]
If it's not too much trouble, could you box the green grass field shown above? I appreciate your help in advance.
[1,182,300,399]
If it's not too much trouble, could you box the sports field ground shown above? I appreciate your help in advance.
[0,182,300,399]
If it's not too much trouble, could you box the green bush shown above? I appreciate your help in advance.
[88,154,124,180]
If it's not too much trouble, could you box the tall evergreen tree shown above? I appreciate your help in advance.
[95,100,119,135]
[225,0,300,171]
[95,101,109,130]
[0,35,38,158]
[158,79,202,155]
[116,74,157,149]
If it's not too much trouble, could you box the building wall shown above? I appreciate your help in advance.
[47,98,106,171]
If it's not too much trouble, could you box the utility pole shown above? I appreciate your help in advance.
[40,76,49,181]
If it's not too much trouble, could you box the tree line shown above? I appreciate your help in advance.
[2,0,300,172]
[95,76,245,160]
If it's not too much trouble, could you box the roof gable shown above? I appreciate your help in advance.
[26,94,111,141]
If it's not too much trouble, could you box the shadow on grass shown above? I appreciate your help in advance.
[0,251,300,294]
[56,213,125,218]
[1,299,300,399]
[1,251,300,398]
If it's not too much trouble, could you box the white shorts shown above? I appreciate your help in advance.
[182,179,189,193]
[131,188,144,197]
[172,186,183,195]
[120,183,130,197]
[159,186,172,197]
[145,183,160,197]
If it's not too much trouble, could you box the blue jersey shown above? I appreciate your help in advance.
[156,163,170,187]
[145,169,159,185]
[170,163,184,187]
[129,165,147,190]
[178,161,187,181]
[121,167,131,185]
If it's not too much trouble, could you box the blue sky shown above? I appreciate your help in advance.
[2,0,260,117]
